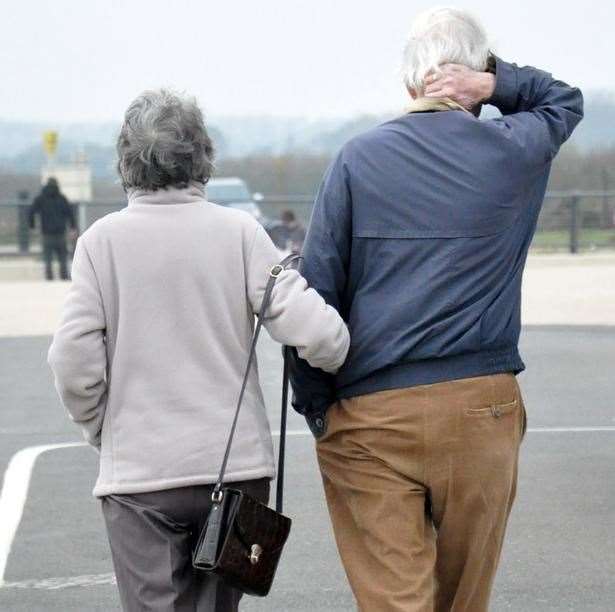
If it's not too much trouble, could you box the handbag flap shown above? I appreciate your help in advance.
[232,492,292,555]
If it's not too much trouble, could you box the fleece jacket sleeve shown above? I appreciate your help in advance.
[246,224,349,375]
[48,238,107,448]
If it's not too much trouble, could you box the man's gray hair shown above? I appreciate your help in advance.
[117,89,214,191]
[402,7,490,95]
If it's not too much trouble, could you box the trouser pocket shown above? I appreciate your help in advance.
[463,397,518,418]
[520,396,528,441]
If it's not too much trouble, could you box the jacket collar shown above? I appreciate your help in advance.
[127,182,206,206]
[407,96,470,114]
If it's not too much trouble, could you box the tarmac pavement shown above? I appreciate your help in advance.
[0,254,614,611]
[0,327,614,611]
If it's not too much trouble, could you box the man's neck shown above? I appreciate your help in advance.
[407,96,470,114]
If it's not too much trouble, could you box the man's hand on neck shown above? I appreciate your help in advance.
[421,63,496,114]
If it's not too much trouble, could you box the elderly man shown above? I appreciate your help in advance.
[290,7,583,612]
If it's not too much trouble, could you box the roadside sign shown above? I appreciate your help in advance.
[43,131,58,157]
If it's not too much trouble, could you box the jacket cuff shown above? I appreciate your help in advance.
[487,57,518,114]
[292,395,333,439]
[305,411,328,439]
[291,391,333,416]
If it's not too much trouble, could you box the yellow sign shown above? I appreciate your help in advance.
[43,131,58,156]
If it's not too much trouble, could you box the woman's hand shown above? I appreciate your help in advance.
[424,64,496,110]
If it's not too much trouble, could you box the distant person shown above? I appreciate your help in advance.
[29,177,77,280]
[265,209,305,252]
[290,6,583,612]
[48,89,349,612]
[280,209,306,254]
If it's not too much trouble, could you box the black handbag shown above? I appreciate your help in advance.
[192,253,299,597]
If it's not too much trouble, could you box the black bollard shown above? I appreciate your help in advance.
[569,195,580,255]
[17,190,30,254]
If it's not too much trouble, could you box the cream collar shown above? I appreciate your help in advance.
[127,182,206,206]
[407,97,470,114]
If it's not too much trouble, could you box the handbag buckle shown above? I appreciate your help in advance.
[211,489,224,503]
[249,544,263,565]
[270,264,284,278]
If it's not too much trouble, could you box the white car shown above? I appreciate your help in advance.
[206,177,264,222]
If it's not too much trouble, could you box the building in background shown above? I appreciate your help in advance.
[41,151,92,204]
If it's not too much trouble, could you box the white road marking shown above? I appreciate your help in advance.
[528,426,615,433]
[278,426,615,435]
[272,429,311,436]
[0,442,86,587]
[2,573,116,590]
[1,425,615,590]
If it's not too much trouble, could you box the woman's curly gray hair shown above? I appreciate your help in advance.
[117,89,214,191]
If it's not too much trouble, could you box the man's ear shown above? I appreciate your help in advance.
[407,85,418,100]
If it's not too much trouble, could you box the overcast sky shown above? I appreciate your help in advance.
[2,0,612,123]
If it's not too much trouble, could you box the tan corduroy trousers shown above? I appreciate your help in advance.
[316,374,527,612]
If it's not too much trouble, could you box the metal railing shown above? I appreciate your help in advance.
[0,199,123,256]
[1,191,614,256]
[539,191,615,253]
[260,191,615,254]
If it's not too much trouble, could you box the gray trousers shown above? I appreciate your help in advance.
[101,479,270,612]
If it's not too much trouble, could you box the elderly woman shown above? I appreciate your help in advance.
[48,89,349,611]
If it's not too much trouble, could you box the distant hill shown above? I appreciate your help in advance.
[308,93,615,154]
[569,93,615,150]
[1,93,613,180]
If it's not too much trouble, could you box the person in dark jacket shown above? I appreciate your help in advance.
[280,209,306,254]
[267,210,307,253]
[29,177,77,280]
[289,7,583,612]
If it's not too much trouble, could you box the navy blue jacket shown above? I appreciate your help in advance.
[289,58,583,435]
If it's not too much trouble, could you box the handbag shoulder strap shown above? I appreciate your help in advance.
[212,253,301,512]
[277,345,291,513]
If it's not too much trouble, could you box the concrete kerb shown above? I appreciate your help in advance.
[1,253,614,336]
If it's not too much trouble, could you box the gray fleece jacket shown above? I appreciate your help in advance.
[48,183,349,497]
